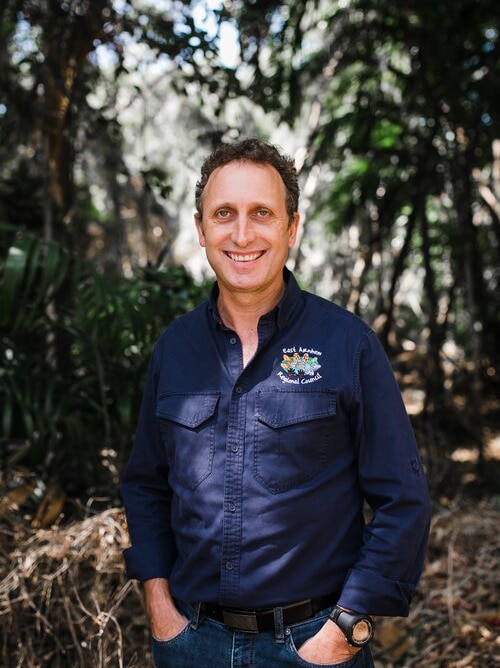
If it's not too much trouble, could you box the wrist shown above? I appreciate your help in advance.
[144,578,176,615]
[329,606,374,648]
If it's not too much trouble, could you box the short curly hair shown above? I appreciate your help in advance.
[195,138,299,223]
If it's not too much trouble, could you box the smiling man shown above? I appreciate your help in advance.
[121,138,431,668]
[195,158,299,366]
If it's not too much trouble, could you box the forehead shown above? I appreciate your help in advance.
[203,160,286,206]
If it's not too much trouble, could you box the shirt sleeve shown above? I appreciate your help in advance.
[120,349,177,581]
[337,330,431,617]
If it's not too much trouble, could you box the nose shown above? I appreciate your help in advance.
[231,215,256,247]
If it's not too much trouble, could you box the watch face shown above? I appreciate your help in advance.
[352,619,372,643]
[330,607,374,647]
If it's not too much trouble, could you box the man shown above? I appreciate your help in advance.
[121,138,431,667]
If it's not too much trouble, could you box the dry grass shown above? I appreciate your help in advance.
[373,500,500,667]
[0,500,498,667]
[0,508,150,667]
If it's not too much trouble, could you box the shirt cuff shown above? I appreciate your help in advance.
[338,568,416,617]
[123,540,176,582]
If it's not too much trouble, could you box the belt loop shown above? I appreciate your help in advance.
[273,606,285,644]
[190,602,202,630]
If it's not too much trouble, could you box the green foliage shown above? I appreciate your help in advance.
[0,224,209,495]
[224,0,500,372]
[1,0,499,487]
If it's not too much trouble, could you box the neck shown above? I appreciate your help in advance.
[216,282,285,368]
[216,282,284,332]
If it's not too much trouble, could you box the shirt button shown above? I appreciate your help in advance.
[231,444,239,453]
[228,502,236,512]
[225,562,234,571]
[229,337,237,345]
[235,386,243,394]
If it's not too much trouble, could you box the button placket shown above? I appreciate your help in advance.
[220,384,246,605]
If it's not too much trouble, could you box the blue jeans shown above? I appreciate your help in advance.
[151,602,375,668]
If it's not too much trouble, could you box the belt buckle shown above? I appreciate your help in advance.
[222,609,259,633]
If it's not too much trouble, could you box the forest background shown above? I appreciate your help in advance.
[0,1,499,666]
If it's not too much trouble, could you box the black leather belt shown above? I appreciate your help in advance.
[200,592,340,633]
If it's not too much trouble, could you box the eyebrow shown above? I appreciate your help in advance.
[208,201,275,212]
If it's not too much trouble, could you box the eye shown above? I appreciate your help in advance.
[255,209,271,218]
[216,209,231,219]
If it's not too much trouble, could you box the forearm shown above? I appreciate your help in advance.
[338,487,431,616]
[347,335,431,615]
[144,578,187,640]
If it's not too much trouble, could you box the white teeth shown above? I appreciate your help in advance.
[227,252,262,262]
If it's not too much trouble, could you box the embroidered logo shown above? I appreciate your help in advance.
[277,347,323,385]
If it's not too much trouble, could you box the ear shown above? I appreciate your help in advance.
[194,213,206,247]
[288,212,300,249]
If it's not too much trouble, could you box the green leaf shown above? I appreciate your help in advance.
[36,242,64,301]
[0,234,37,327]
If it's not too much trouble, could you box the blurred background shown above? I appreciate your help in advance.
[0,1,499,666]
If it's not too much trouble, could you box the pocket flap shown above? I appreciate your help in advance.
[156,392,220,428]
[256,389,336,428]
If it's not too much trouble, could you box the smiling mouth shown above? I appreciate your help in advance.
[225,251,265,262]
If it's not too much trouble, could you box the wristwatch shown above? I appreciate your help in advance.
[329,606,374,647]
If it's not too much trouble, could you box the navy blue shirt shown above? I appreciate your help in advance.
[121,270,431,616]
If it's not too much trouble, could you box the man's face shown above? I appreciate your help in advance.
[195,160,299,299]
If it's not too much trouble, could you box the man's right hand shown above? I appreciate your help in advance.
[144,578,189,641]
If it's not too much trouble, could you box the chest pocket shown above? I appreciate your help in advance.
[254,389,337,493]
[156,392,220,490]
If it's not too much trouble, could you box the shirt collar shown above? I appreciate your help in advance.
[276,267,302,330]
[208,283,222,326]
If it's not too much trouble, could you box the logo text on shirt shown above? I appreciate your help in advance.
[278,347,322,385]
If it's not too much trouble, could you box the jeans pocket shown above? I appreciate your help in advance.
[286,634,362,667]
[285,614,369,668]
[151,621,192,647]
